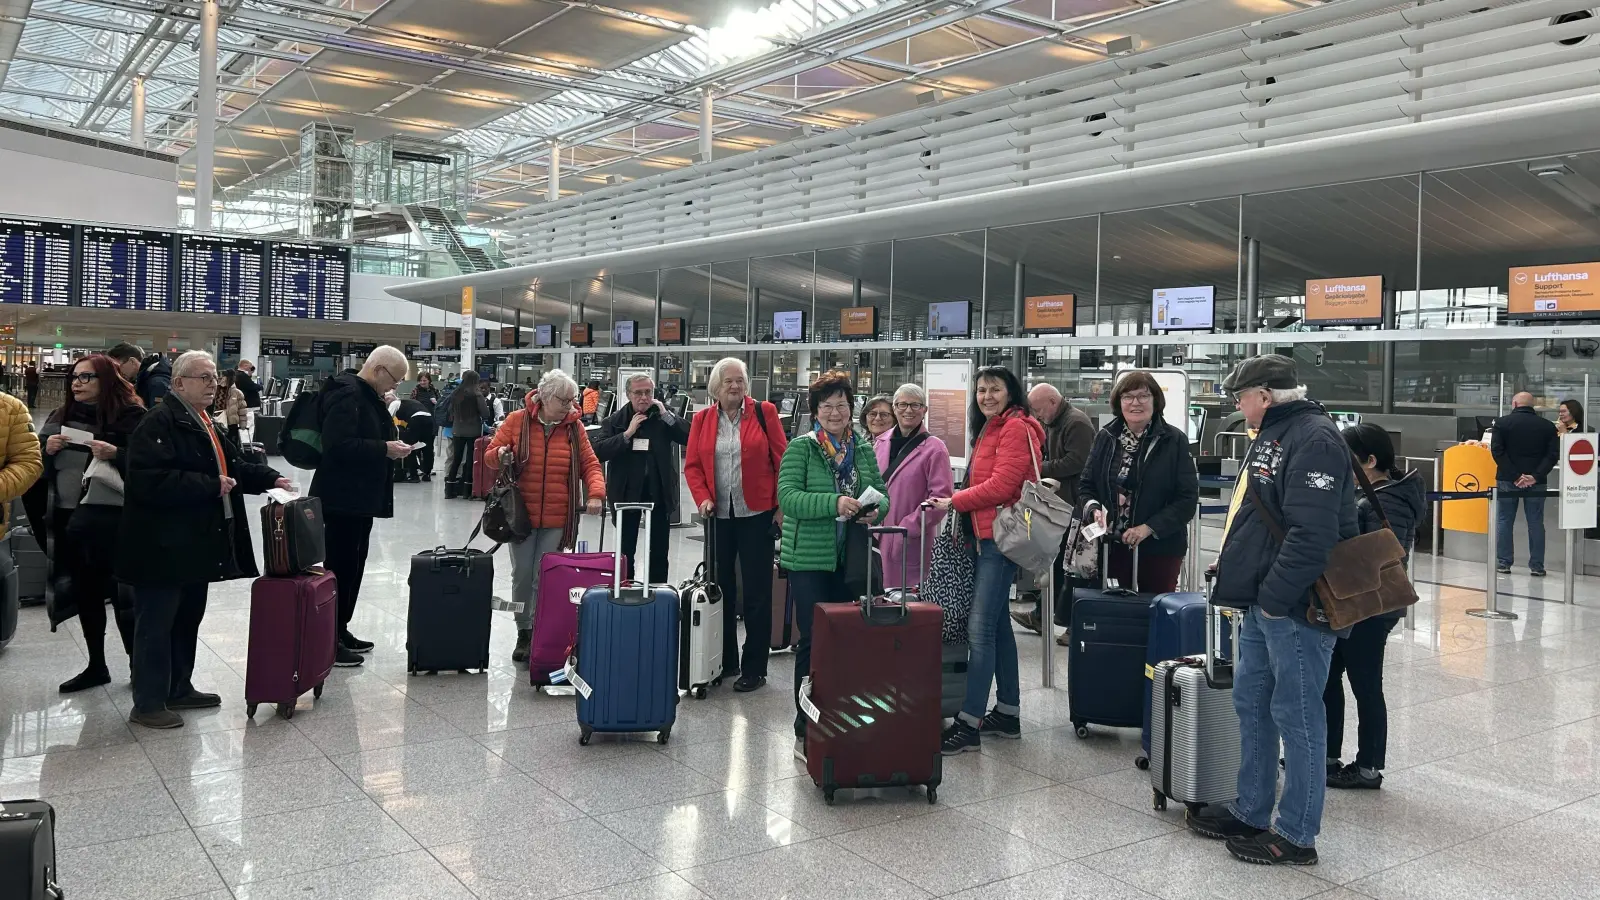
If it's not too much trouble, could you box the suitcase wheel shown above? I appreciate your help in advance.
[657,728,671,745]
[579,726,593,746]
[313,684,324,698]
[279,704,295,720]
[1073,722,1089,739]
[246,703,258,717]
[1134,755,1149,771]
[823,789,836,806]
[692,686,707,700]
[927,787,938,805]
[1153,791,1167,812]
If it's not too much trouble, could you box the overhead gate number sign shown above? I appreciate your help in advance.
[1560,433,1598,530]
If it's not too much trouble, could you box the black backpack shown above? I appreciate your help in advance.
[279,377,335,469]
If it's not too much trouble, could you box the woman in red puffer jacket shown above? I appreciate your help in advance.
[929,366,1045,755]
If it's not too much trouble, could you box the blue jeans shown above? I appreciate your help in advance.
[960,539,1020,727]
[1495,481,1546,571]
[1229,606,1337,849]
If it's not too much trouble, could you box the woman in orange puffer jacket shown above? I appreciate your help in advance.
[929,366,1045,756]
[484,369,606,662]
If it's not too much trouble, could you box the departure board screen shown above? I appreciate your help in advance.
[179,234,263,315]
[80,225,174,310]
[268,242,349,320]
[0,218,73,306]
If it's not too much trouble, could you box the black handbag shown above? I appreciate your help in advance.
[479,414,532,546]
[261,496,326,577]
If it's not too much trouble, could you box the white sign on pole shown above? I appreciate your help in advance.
[1559,432,1598,530]
[922,358,974,470]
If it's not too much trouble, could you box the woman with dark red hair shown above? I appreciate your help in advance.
[41,354,146,692]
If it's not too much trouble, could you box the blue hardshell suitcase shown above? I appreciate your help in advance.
[574,503,679,745]
[1139,591,1208,762]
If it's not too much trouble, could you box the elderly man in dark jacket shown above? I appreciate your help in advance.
[593,373,690,583]
[312,346,413,667]
[1188,354,1356,868]
[117,351,289,730]
[1014,382,1095,634]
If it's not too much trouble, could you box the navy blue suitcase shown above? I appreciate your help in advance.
[573,503,679,745]
[1067,545,1155,738]
[1138,591,1208,763]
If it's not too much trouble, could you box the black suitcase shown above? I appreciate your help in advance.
[240,441,268,467]
[0,798,64,899]
[1067,544,1156,738]
[11,527,45,603]
[254,416,285,458]
[0,532,17,650]
[406,547,493,675]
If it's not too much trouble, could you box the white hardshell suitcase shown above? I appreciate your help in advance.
[1149,601,1242,813]
[678,521,726,699]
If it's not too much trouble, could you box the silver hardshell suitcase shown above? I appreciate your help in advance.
[1149,602,1242,813]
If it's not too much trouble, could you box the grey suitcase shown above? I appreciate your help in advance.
[1149,604,1242,813]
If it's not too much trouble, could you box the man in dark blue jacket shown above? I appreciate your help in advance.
[1188,354,1357,867]
[1490,392,1558,576]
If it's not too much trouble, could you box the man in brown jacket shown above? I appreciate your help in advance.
[1013,383,1094,635]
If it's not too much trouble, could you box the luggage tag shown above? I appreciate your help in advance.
[797,675,821,723]
[561,658,593,699]
[490,595,524,614]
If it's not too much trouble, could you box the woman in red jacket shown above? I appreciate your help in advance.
[930,366,1045,755]
[685,358,788,692]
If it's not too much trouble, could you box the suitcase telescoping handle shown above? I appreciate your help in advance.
[1203,569,1240,690]
[862,524,909,624]
[1101,536,1138,594]
[611,501,654,602]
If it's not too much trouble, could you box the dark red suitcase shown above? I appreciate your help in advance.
[471,435,495,500]
[245,570,337,719]
[804,525,943,804]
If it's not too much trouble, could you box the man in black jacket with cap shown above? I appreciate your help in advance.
[1187,353,1356,868]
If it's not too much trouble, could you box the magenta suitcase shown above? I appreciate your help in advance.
[529,552,616,684]
[471,436,495,500]
[245,570,337,719]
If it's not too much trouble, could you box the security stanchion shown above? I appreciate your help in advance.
[1041,565,1055,689]
[1564,528,1577,606]
[1468,487,1519,621]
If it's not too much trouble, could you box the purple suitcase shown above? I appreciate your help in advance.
[529,552,615,684]
[246,570,337,719]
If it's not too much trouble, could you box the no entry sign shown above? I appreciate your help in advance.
[1560,433,1598,530]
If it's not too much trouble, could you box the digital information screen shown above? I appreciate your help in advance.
[927,301,970,338]
[179,234,263,315]
[0,218,73,306]
[534,324,554,347]
[1152,285,1215,331]
[773,310,805,342]
[268,242,349,320]
[310,340,341,357]
[79,225,174,311]
[260,338,295,355]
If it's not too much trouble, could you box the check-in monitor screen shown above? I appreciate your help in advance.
[773,310,805,342]
[927,301,970,337]
[1152,285,1215,331]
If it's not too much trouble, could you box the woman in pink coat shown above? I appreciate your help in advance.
[873,383,953,589]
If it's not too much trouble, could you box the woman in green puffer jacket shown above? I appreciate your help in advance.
[779,371,888,759]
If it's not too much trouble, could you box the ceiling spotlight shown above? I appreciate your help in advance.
[1106,35,1141,55]
[1527,160,1572,178]
[916,89,943,106]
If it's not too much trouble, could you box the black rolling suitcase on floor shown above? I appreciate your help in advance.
[0,798,64,899]
[406,546,494,675]
[1068,543,1156,738]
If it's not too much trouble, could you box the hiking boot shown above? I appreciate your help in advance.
[1327,763,1383,790]
[1227,831,1318,866]
[940,722,980,755]
[978,709,1021,740]
[511,629,532,663]
[1187,805,1265,841]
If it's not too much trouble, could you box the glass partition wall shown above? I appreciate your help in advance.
[420,150,1600,448]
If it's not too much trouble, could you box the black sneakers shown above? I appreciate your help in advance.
[1226,831,1319,866]
[341,631,375,653]
[1531,568,1548,577]
[978,709,1021,740]
[334,644,365,667]
[1186,805,1265,841]
[734,675,766,692]
[940,722,980,755]
[1327,763,1384,790]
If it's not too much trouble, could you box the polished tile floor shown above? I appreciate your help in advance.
[5,470,1600,900]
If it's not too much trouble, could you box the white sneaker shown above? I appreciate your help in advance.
[793,738,806,761]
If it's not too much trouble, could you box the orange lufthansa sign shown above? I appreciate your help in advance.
[1024,294,1075,332]
[1305,276,1383,325]
[1508,262,1600,319]
[658,318,683,343]
[569,323,591,345]
[840,306,877,337]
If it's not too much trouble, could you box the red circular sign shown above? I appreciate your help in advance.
[1570,438,1596,477]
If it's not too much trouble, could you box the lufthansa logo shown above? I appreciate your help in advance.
[1455,474,1481,492]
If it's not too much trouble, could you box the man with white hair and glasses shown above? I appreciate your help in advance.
[116,350,290,729]
[312,345,415,667]
[593,371,690,585]
[1187,354,1357,867]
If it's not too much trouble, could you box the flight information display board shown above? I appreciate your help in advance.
[0,218,73,306]
[179,234,263,315]
[268,242,349,320]
[79,225,174,310]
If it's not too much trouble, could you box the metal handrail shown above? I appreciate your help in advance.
[503,0,1600,265]
[1212,431,1251,460]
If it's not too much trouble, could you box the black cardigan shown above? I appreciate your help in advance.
[1077,418,1199,559]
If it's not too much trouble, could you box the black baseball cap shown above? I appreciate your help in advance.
[1221,354,1299,393]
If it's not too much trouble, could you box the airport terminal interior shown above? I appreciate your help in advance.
[7,0,1600,897]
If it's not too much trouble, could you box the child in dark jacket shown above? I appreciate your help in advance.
[1323,424,1426,791]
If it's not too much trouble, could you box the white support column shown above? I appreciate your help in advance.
[130,75,147,148]
[546,142,561,202]
[193,0,219,232]
[698,87,714,162]
[239,314,261,368]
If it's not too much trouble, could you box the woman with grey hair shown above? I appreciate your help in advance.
[485,368,607,664]
[874,383,953,589]
[685,357,790,692]
[858,395,894,442]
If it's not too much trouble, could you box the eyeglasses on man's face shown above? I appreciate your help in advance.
[181,372,219,385]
